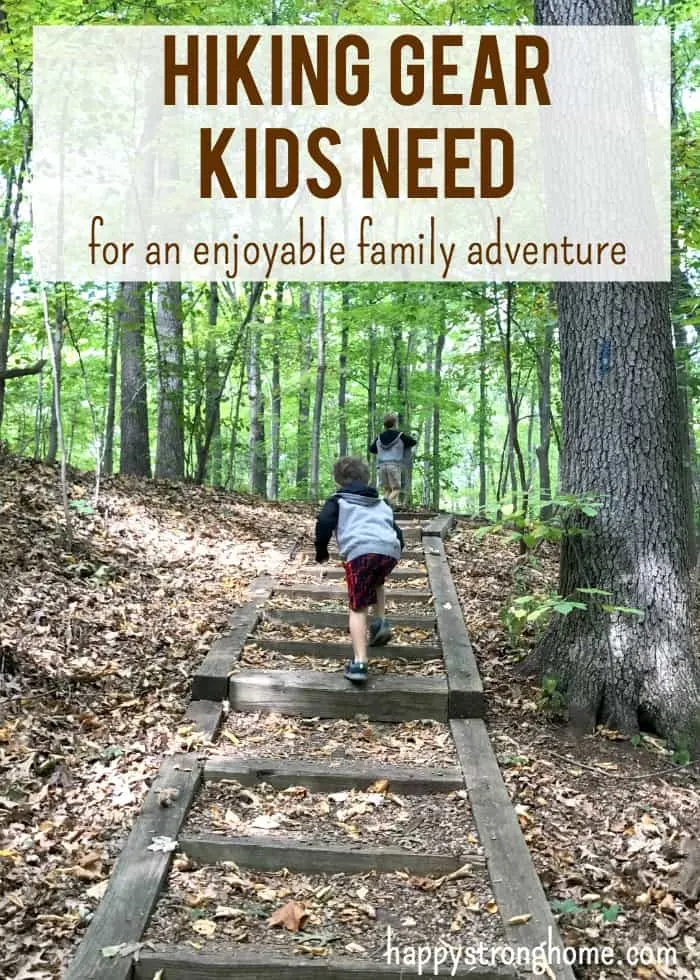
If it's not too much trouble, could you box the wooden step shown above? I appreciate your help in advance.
[178,832,483,876]
[263,609,436,630]
[273,584,433,603]
[306,566,428,580]
[135,947,515,979]
[203,756,464,794]
[228,669,448,722]
[328,548,427,562]
[251,637,441,662]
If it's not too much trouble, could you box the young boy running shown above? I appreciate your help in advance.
[315,456,404,683]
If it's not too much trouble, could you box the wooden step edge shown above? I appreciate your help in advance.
[250,637,442,662]
[300,566,428,579]
[64,754,202,980]
[328,548,426,562]
[451,719,577,980]
[263,609,437,630]
[228,669,449,723]
[423,544,485,720]
[272,584,434,602]
[192,575,274,701]
[203,756,464,795]
[179,832,485,876]
[134,946,516,979]
[423,513,457,538]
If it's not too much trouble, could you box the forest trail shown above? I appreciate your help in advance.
[65,514,575,980]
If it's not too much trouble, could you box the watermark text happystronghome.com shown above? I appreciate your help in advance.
[385,925,678,976]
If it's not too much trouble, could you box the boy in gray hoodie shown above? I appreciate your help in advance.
[315,456,404,682]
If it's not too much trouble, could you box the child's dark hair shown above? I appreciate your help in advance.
[383,413,398,428]
[333,456,369,485]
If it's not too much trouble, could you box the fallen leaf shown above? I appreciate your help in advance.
[192,919,217,937]
[148,836,177,852]
[268,900,309,932]
[508,913,532,925]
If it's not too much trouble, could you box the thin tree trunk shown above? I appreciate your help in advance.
[423,337,434,509]
[367,322,378,482]
[226,351,247,490]
[338,286,350,457]
[203,283,222,486]
[536,303,554,519]
[310,287,325,501]
[103,284,118,476]
[0,153,26,433]
[269,281,283,499]
[495,283,528,520]
[432,317,445,512]
[248,315,267,496]
[478,298,488,515]
[296,286,312,495]
[46,290,63,464]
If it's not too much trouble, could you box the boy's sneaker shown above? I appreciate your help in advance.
[344,660,369,683]
[369,617,392,647]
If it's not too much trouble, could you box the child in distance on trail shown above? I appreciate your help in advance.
[368,413,417,508]
[314,456,404,683]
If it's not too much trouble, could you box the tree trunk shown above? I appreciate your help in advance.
[432,318,445,512]
[338,286,350,457]
[0,153,26,433]
[367,322,378,482]
[495,283,528,519]
[295,286,312,496]
[226,353,247,490]
[269,281,283,499]
[46,291,64,464]
[529,0,700,755]
[423,336,434,509]
[119,282,151,477]
[203,283,222,486]
[154,282,184,479]
[248,316,267,497]
[103,284,118,476]
[478,299,488,515]
[310,286,325,501]
[536,302,554,519]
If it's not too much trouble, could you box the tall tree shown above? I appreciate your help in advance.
[102,285,118,476]
[118,282,151,477]
[310,286,325,501]
[247,312,267,497]
[46,289,64,464]
[269,281,283,500]
[295,287,312,496]
[338,286,350,458]
[529,0,700,752]
[203,282,222,486]
[154,281,184,479]
[432,307,446,512]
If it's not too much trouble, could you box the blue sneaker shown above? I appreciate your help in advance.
[369,618,392,647]
[344,660,369,683]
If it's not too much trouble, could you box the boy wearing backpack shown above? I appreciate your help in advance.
[315,456,404,683]
[369,414,417,506]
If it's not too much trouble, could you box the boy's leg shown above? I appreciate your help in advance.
[369,560,396,647]
[372,584,386,622]
[348,607,369,664]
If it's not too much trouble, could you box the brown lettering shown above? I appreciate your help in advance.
[362,128,399,197]
[515,36,550,105]
[433,36,463,106]
[444,128,475,198]
[307,128,342,198]
[200,128,236,198]
[164,34,199,105]
[470,35,507,106]
[390,35,424,106]
[225,35,262,105]
[336,35,370,106]
[480,128,514,197]
[291,35,329,105]
[407,128,438,199]
[265,129,299,197]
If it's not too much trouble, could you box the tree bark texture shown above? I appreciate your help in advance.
[296,287,312,495]
[118,283,151,477]
[310,286,325,501]
[532,0,700,754]
[269,281,283,500]
[247,318,267,497]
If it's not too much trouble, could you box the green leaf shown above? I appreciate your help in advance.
[550,898,582,916]
[552,600,587,615]
[601,904,621,923]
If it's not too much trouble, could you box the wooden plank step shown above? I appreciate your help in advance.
[229,670,448,722]
[135,947,515,979]
[203,756,464,794]
[307,566,427,580]
[263,609,436,630]
[192,576,273,700]
[424,539,484,719]
[423,513,457,537]
[273,584,433,603]
[328,548,426,562]
[179,832,483,876]
[64,755,201,980]
[251,637,441,662]
[452,719,577,980]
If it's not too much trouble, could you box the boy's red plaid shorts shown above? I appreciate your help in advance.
[343,553,397,611]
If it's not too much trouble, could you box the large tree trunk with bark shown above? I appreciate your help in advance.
[0,152,26,433]
[155,282,184,479]
[118,282,151,477]
[529,0,700,754]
